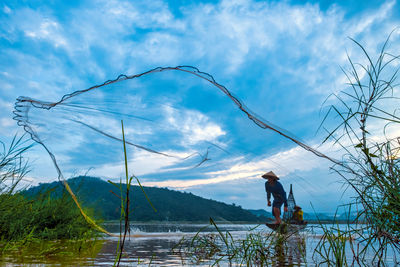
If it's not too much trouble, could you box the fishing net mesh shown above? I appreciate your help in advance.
[13,66,341,232]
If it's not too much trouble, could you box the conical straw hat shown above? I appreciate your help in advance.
[261,171,279,180]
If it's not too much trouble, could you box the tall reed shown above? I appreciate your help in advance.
[0,135,101,262]
[111,120,157,266]
[0,134,32,195]
[316,32,400,265]
[173,218,307,266]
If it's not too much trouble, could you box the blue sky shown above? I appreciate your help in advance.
[1,0,400,213]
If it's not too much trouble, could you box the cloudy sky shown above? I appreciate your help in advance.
[1,0,399,213]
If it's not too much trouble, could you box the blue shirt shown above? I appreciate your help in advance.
[265,181,288,207]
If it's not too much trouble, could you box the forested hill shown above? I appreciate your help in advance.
[22,176,269,222]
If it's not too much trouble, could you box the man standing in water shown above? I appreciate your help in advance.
[262,171,288,224]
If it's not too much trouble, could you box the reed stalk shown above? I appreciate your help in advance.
[316,32,400,266]
[173,218,307,266]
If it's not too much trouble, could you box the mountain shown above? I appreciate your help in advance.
[303,211,361,222]
[248,209,273,219]
[22,176,268,222]
[250,209,354,223]
[249,208,336,222]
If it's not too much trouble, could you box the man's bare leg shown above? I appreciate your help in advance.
[273,207,282,224]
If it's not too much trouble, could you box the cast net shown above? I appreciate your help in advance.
[13,66,342,232]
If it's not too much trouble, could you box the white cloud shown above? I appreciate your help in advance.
[0,81,14,91]
[141,140,342,190]
[87,148,190,178]
[24,19,67,48]
[3,5,11,14]
[0,118,17,136]
[0,49,80,104]
[1,0,399,214]
[164,105,226,145]
[0,117,14,127]
[0,100,15,136]
[24,147,61,182]
[349,0,395,36]
[103,0,184,30]
[133,33,181,65]
[4,0,399,96]
[0,99,13,110]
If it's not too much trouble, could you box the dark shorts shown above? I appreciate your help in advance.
[272,201,283,217]
[273,201,283,208]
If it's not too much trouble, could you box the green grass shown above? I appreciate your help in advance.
[0,189,100,243]
[0,134,102,260]
[173,218,307,266]
[315,32,400,266]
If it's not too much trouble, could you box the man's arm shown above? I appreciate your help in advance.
[265,183,271,206]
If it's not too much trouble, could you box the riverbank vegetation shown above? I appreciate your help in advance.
[173,218,307,266]
[0,189,99,241]
[0,135,100,259]
[314,34,400,266]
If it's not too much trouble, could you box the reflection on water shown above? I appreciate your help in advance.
[1,223,398,266]
[274,235,306,266]
[97,222,259,266]
[0,238,105,266]
[95,237,186,266]
[96,222,309,266]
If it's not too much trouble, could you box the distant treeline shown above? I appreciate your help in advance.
[23,176,270,222]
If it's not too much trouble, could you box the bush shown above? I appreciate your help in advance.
[0,187,99,241]
[0,135,99,242]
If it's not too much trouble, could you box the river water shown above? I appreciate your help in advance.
[1,222,399,266]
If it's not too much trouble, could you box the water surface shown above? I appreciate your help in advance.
[1,222,398,266]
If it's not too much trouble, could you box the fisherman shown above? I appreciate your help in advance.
[292,205,304,224]
[262,171,288,224]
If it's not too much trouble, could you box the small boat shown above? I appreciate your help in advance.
[265,184,308,234]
